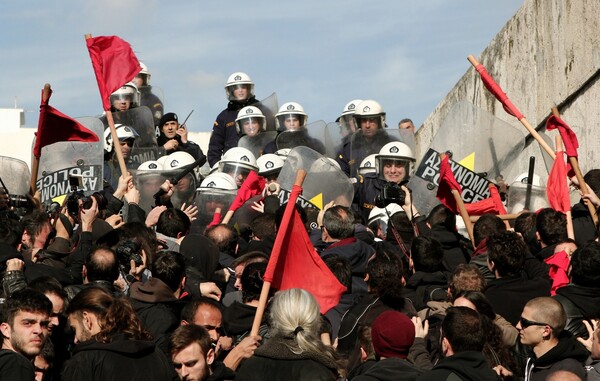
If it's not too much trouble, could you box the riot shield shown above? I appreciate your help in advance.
[101,106,160,166]
[506,182,549,213]
[275,120,328,155]
[349,128,414,177]
[277,146,354,209]
[131,168,198,212]
[238,131,278,159]
[408,101,526,216]
[35,117,104,203]
[193,188,237,230]
[0,156,31,203]
[254,92,278,132]
[139,85,165,129]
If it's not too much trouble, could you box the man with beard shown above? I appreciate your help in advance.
[0,288,52,380]
[171,324,220,381]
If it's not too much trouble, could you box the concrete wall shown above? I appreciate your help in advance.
[416,0,600,182]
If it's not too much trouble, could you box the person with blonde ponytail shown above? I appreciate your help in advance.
[235,288,343,380]
[61,287,177,381]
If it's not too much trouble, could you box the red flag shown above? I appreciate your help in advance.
[86,35,142,111]
[545,115,579,158]
[436,155,462,214]
[547,150,571,213]
[465,185,507,216]
[33,89,99,158]
[228,171,266,212]
[264,185,346,314]
[206,210,222,229]
[473,63,524,120]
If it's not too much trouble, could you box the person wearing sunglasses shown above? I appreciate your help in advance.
[517,297,587,381]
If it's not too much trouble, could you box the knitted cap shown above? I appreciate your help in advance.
[371,310,415,359]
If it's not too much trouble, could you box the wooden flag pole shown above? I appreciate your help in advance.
[467,55,556,161]
[30,83,52,195]
[250,170,307,337]
[554,135,575,240]
[550,107,598,226]
[470,212,523,223]
[84,34,127,177]
[452,189,475,249]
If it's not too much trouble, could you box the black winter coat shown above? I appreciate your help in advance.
[415,351,501,381]
[524,333,588,381]
[352,357,423,381]
[61,334,177,381]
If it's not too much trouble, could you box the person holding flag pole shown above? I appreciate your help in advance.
[84,34,142,179]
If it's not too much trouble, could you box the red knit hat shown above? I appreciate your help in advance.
[371,310,415,359]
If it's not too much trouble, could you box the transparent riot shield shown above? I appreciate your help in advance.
[238,131,278,159]
[35,117,104,203]
[193,188,237,230]
[101,106,160,168]
[131,168,198,212]
[0,157,31,205]
[407,101,526,216]
[324,121,346,160]
[277,146,354,209]
[506,182,549,214]
[276,120,328,155]
[254,92,278,132]
[349,128,414,177]
[139,85,164,129]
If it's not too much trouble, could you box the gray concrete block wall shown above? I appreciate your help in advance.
[416,0,600,180]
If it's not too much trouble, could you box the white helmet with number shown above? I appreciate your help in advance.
[218,147,258,187]
[275,102,308,131]
[110,81,140,109]
[199,172,237,191]
[235,106,266,136]
[257,154,284,177]
[103,124,139,153]
[225,72,255,101]
[353,99,386,130]
[359,154,377,176]
[375,141,415,181]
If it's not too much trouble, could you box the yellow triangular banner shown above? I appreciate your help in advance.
[458,152,476,171]
[309,193,323,210]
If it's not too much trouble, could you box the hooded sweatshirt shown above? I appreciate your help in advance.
[524,334,588,381]
[415,351,501,381]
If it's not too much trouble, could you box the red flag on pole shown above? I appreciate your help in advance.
[436,155,462,214]
[263,184,346,314]
[545,115,579,158]
[547,150,571,213]
[86,35,141,111]
[473,63,524,120]
[465,185,507,216]
[33,88,99,158]
[228,171,266,212]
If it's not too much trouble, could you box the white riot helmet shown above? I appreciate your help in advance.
[235,106,266,136]
[199,172,237,191]
[275,148,291,158]
[257,154,284,178]
[103,124,139,153]
[225,72,254,101]
[359,154,378,176]
[353,99,386,130]
[137,62,151,86]
[339,99,363,134]
[164,151,196,171]
[218,147,258,188]
[367,203,404,239]
[275,102,308,131]
[512,173,543,187]
[375,141,415,183]
[110,82,140,110]
[137,160,162,171]
[326,157,342,171]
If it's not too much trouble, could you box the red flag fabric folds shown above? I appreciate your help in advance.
[264,185,346,314]
[436,155,462,214]
[228,171,266,212]
[546,115,579,158]
[547,150,571,213]
[86,35,141,111]
[465,185,507,216]
[33,89,99,158]
[474,63,524,120]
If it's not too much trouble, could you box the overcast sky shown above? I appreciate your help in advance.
[0,1,523,134]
